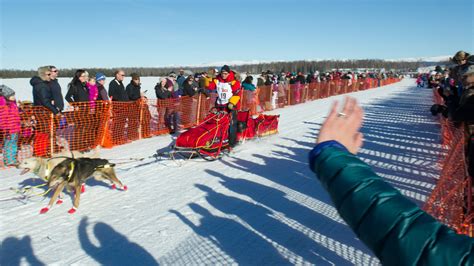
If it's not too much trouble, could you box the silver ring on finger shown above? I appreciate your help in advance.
[337,112,347,118]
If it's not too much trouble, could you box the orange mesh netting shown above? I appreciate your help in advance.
[423,88,474,236]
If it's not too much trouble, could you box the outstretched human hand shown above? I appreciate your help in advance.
[317,97,364,154]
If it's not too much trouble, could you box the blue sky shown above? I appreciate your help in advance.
[1,0,473,70]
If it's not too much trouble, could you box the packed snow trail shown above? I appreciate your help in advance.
[0,78,442,265]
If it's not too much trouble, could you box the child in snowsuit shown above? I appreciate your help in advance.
[0,85,21,166]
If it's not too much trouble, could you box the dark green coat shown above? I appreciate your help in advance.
[310,146,474,265]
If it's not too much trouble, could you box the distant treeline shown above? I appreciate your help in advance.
[0,59,447,78]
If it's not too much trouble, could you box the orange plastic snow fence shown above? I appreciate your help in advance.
[423,89,474,237]
[1,78,400,168]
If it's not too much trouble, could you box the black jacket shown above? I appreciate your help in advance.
[109,79,129,101]
[30,76,59,114]
[155,83,172,99]
[453,87,474,122]
[65,81,89,103]
[48,79,64,111]
[126,82,141,101]
[182,81,198,97]
[295,75,306,84]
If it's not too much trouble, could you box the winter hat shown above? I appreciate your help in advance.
[96,72,106,81]
[0,84,15,98]
[221,65,231,73]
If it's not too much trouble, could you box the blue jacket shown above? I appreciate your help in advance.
[309,141,474,265]
[242,82,256,91]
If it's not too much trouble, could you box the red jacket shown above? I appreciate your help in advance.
[208,71,242,109]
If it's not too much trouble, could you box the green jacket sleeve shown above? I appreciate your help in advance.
[310,146,474,266]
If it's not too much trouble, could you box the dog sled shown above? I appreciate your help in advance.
[158,109,280,161]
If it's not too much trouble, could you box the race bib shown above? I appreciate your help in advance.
[216,82,233,105]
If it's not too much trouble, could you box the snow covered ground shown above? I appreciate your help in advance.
[0,78,442,265]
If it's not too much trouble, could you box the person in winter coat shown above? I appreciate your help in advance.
[207,65,242,147]
[65,69,90,103]
[198,72,209,91]
[155,78,173,99]
[155,78,180,134]
[182,75,199,97]
[310,97,474,265]
[176,69,186,93]
[108,70,129,145]
[125,73,142,140]
[167,72,182,98]
[31,66,60,115]
[108,70,129,102]
[87,77,98,108]
[183,75,209,98]
[242,75,258,114]
[126,73,142,101]
[416,74,424,87]
[48,65,64,112]
[242,76,256,91]
[0,85,21,166]
[453,65,474,122]
[207,65,242,111]
[95,73,109,101]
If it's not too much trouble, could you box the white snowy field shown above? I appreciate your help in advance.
[0,78,442,265]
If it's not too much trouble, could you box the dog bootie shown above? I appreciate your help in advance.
[68,208,77,214]
[40,207,49,214]
[56,199,63,205]
[81,184,85,194]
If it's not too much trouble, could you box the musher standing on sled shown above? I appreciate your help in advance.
[207,65,242,147]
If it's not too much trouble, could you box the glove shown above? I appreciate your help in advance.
[227,103,234,110]
[229,95,240,106]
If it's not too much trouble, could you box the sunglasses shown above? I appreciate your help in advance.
[51,70,58,73]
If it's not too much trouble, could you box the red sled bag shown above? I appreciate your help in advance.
[254,114,279,137]
[173,110,279,160]
[236,111,279,141]
[236,110,255,141]
[175,111,231,158]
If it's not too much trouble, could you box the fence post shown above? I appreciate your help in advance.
[287,85,291,106]
[50,113,54,156]
[100,100,113,147]
[268,85,272,110]
[138,99,144,140]
[196,94,202,125]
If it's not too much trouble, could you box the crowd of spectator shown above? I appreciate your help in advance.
[428,51,474,122]
[0,64,399,166]
[427,51,474,180]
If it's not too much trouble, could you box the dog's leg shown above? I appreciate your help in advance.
[40,182,66,214]
[103,169,127,191]
[56,192,64,205]
[68,184,82,214]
